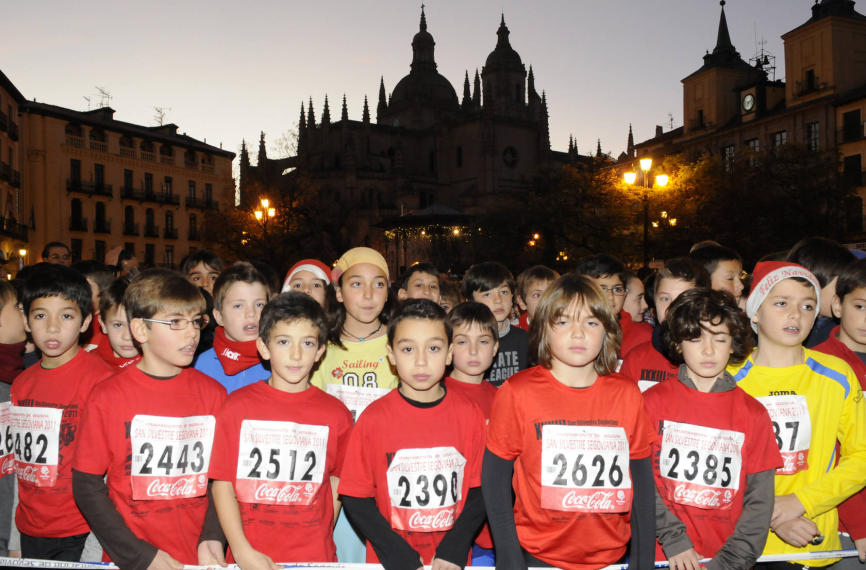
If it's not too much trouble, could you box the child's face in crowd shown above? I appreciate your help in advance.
[85,277,100,312]
[622,276,648,323]
[214,281,268,342]
[187,262,220,295]
[99,305,139,359]
[832,287,866,352]
[588,274,626,315]
[131,306,203,375]
[398,271,441,304]
[26,295,91,365]
[388,317,452,403]
[679,320,733,387]
[820,276,838,318]
[753,279,817,349]
[518,279,552,320]
[547,300,605,374]
[472,280,513,325]
[287,270,328,306]
[451,322,498,379]
[257,318,325,392]
[0,297,26,344]
[654,277,696,323]
[439,295,458,314]
[336,263,389,326]
[710,260,744,299]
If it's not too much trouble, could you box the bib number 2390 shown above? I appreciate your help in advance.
[130,415,215,500]
[541,425,631,513]
[387,447,466,532]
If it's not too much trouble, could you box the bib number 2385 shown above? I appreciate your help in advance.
[541,425,631,513]
[130,415,215,500]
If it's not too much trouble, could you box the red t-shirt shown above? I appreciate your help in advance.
[620,341,678,392]
[642,377,782,558]
[517,312,530,332]
[210,381,353,563]
[814,326,866,539]
[10,348,115,537]
[486,366,654,570]
[619,312,652,358]
[338,388,486,565]
[73,365,227,564]
[87,335,141,370]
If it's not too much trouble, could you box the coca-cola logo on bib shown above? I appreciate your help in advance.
[146,475,199,498]
[673,484,722,508]
[562,490,624,510]
[408,509,455,530]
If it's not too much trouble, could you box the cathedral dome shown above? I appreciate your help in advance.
[484,16,524,72]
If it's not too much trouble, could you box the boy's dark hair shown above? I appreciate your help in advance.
[123,268,205,322]
[180,249,225,275]
[461,262,515,299]
[397,262,440,291]
[387,299,452,345]
[21,262,92,318]
[787,236,855,288]
[259,292,328,347]
[72,260,117,295]
[834,258,866,300]
[438,278,461,306]
[447,302,498,340]
[98,278,130,317]
[41,241,70,259]
[0,280,18,309]
[662,288,754,366]
[574,254,628,284]
[516,265,559,300]
[689,244,742,276]
[656,257,711,289]
[212,262,272,311]
[251,261,281,295]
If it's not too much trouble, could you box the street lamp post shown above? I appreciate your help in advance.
[624,158,668,266]
[253,197,277,242]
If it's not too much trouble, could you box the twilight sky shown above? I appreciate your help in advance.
[3,0,811,170]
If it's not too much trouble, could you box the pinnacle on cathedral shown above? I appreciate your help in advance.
[341,94,348,121]
[257,131,267,165]
[462,71,471,109]
[596,138,603,158]
[627,124,635,158]
[377,77,388,121]
[362,95,370,123]
[321,95,331,125]
[307,98,316,128]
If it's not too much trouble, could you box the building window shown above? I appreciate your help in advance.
[165,210,174,231]
[723,145,735,171]
[847,196,864,233]
[123,169,133,191]
[94,163,105,188]
[124,243,135,256]
[145,243,155,266]
[697,109,704,128]
[70,239,82,262]
[844,154,863,187]
[205,183,213,203]
[806,122,820,151]
[805,69,816,92]
[188,180,196,199]
[95,202,106,224]
[70,159,81,184]
[124,205,136,235]
[772,130,788,149]
[189,214,198,240]
[95,240,106,264]
[746,138,760,167]
[144,173,153,194]
[164,176,173,195]
[456,146,463,168]
[843,110,862,142]
[165,245,174,268]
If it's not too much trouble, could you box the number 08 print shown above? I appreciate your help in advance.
[235,420,329,506]
[386,447,466,532]
[540,425,631,513]
[130,415,215,500]
[8,406,62,487]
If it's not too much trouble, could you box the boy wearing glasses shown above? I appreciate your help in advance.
[73,269,228,570]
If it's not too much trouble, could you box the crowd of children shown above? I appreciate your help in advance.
[0,237,864,570]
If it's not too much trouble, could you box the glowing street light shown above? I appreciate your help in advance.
[624,157,668,266]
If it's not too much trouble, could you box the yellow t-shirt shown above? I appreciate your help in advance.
[729,348,866,566]
[311,335,398,422]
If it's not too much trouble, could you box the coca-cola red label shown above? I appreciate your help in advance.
[234,420,328,506]
[130,414,215,501]
[659,421,743,510]
[9,405,62,487]
[386,447,466,532]
[540,425,631,513]
[756,395,811,475]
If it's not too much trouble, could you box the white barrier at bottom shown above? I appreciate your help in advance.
[0,550,860,570]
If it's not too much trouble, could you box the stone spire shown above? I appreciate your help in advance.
[362,95,370,123]
[321,95,331,125]
[257,131,267,165]
[297,103,307,154]
[473,69,481,107]
[341,94,349,121]
[307,98,316,128]
[596,138,603,158]
[715,1,734,55]
[541,91,550,149]
[462,71,472,108]
[377,77,388,122]
[410,5,436,72]
[568,135,574,154]
[239,139,250,171]
[627,124,635,158]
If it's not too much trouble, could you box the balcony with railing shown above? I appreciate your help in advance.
[94,219,111,234]
[160,154,175,166]
[70,217,88,232]
[188,228,201,240]
[67,179,113,197]
[141,151,156,162]
[164,227,178,239]
[144,224,160,238]
[123,222,140,236]
[0,217,28,241]
[0,163,9,182]
[119,147,136,158]
[201,163,215,173]
[185,196,219,210]
[0,111,7,132]
[8,121,18,141]
[65,134,85,148]
[90,140,108,152]
[164,193,179,205]
[10,169,20,188]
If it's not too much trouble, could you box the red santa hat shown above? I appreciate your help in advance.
[745,261,821,331]
[281,259,332,293]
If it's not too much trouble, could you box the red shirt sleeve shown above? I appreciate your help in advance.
[73,381,113,475]
[337,411,378,498]
[486,380,523,461]
[209,400,238,482]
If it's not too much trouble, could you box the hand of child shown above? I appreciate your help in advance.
[197,539,227,567]
[233,545,279,570]
[668,548,702,570]
[855,537,866,563]
[147,549,184,570]
[772,516,819,547]
[431,557,462,570]
[771,493,806,526]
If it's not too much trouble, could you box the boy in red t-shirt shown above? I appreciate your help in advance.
[396,262,442,305]
[72,269,227,570]
[210,292,353,566]
[339,299,487,570]
[645,288,781,569]
[514,266,559,331]
[88,278,141,370]
[10,263,115,561]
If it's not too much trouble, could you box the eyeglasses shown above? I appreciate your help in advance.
[141,316,210,330]
[48,253,71,261]
[598,285,626,296]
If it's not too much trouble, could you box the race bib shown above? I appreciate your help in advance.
[659,421,744,510]
[9,406,62,487]
[638,380,658,393]
[235,420,329,506]
[0,403,13,476]
[756,395,811,475]
[387,447,466,532]
[326,384,391,421]
[540,425,631,513]
[130,415,215,500]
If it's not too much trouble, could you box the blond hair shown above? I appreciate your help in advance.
[123,268,205,322]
